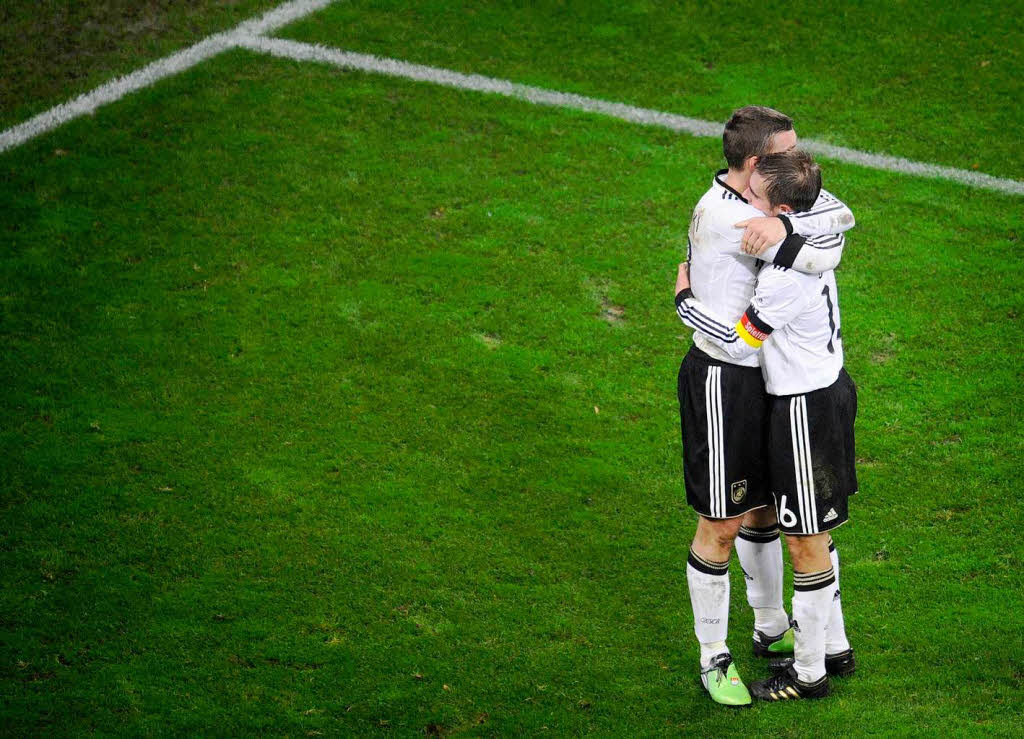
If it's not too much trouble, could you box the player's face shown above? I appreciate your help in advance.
[744,171,777,215]
[769,129,797,154]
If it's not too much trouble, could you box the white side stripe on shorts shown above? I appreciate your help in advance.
[800,397,818,530]
[705,367,725,517]
[789,396,818,534]
[715,368,724,517]
[705,369,714,517]
[788,398,805,531]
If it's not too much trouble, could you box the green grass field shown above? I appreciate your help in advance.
[2,1,1023,735]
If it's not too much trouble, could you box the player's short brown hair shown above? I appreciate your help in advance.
[756,150,822,213]
[722,106,794,170]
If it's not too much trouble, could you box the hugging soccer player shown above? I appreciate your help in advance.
[673,106,855,707]
[676,149,858,701]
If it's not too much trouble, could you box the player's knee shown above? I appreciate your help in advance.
[713,530,737,552]
[784,533,810,557]
[784,532,830,570]
[696,516,742,556]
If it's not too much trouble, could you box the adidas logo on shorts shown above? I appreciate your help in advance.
[823,508,838,522]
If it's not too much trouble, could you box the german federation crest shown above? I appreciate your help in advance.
[731,480,748,504]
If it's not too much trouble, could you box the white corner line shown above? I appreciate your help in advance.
[2,5,1021,198]
[233,35,1024,197]
[0,0,337,155]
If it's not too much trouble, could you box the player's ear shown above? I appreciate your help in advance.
[777,204,794,213]
[745,155,759,172]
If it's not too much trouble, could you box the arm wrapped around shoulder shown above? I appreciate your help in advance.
[772,233,845,274]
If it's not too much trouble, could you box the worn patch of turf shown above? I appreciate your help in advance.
[0,0,283,130]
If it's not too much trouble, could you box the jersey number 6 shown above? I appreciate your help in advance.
[777,495,799,529]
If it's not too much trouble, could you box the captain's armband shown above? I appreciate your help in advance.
[735,307,774,348]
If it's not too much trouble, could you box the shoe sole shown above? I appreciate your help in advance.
[757,686,831,701]
[751,679,831,701]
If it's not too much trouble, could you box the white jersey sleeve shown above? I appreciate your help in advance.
[781,188,856,238]
[706,203,847,277]
[675,287,757,362]
[693,172,854,277]
[675,266,808,358]
[762,188,854,274]
[760,233,846,275]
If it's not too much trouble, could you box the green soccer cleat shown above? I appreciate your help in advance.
[753,627,795,658]
[700,653,752,708]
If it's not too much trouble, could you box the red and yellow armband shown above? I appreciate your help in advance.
[735,307,774,348]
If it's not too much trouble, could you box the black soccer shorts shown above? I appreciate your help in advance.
[677,345,773,519]
[768,368,858,535]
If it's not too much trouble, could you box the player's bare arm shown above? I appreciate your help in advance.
[675,262,690,296]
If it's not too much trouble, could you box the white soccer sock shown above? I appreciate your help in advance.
[699,640,728,667]
[825,536,851,654]
[687,547,731,667]
[791,566,835,683]
[735,524,789,636]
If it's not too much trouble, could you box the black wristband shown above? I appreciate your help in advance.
[773,233,806,269]
[675,287,693,306]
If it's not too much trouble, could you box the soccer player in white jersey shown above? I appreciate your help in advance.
[675,106,855,707]
[676,149,858,701]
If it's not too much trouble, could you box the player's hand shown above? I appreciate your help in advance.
[735,216,786,255]
[675,262,690,295]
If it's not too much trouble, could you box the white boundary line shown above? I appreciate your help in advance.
[234,36,1024,197]
[1,0,1021,197]
[234,35,725,138]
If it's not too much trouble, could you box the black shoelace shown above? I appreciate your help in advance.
[701,654,732,678]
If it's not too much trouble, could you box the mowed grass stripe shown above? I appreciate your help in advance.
[1,51,1021,734]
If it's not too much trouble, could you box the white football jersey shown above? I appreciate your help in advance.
[681,170,853,368]
[675,264,845,395]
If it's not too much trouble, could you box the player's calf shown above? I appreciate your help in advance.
[785,534,834,687]
[736,508,792,656]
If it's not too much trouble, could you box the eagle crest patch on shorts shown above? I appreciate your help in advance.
[731,480,748,504]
